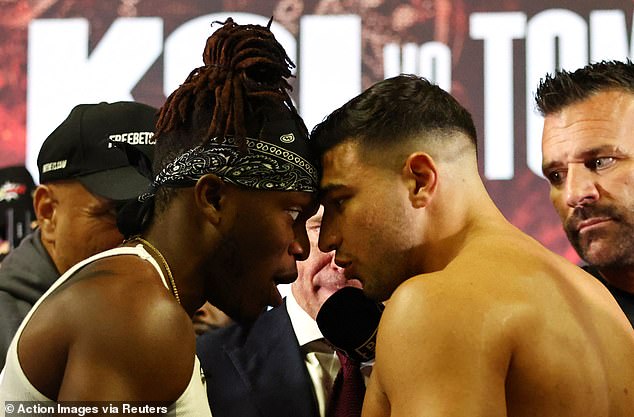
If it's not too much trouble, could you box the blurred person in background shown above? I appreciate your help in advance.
[192,301,233,336]
[0,165,36,262]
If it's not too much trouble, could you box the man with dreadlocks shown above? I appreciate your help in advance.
[0,18,318,414]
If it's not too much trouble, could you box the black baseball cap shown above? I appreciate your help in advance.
[37,101,158,201]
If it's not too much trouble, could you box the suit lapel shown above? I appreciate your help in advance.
[225,301,320,417]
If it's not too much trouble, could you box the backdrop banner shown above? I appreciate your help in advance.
[2,0,632,261]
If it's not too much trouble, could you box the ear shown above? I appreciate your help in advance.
[193,174,226,225]
[33,184,57,243]
[403,152,438,208]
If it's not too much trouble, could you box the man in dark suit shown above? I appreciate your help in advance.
[196,206,364,417]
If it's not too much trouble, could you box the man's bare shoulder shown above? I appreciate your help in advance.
[63,254,194,351]
[50,255,188,325]
[387,234,622,339]
[374,245,634,416]
[384,270,525,342]
[372,272,513,416]
[20,253,196,401]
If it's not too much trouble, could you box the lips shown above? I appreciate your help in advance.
[345,278,363,288]
[576,217,613,233]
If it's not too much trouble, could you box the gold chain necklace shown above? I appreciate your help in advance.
[127,236,181,305]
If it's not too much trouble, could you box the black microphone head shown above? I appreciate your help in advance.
[316,286,384,362]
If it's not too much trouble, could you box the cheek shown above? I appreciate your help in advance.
[340,206,379,249]
[303,256,330,281]
[55,220,122,270]
[242,220,294,263]
[98,229,126,249]
[267,221,295,252]
[363,196,406,236]
[549,189,569,220]
[611,171,634,203]
[78,220,123,253]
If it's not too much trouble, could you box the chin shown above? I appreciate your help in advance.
[364,281,396,303]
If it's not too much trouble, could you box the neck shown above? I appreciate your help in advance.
[141,197,211,317]
[130,236,181,304]
[418,176,509,273]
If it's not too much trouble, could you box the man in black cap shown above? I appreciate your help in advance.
[0,101,157,368]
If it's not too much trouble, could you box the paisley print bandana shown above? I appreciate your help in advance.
[142,135,319,200]
[115,118,319,238]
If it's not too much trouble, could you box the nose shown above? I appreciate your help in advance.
[565,164,599,208]
[289,223,310,261]
[318,212,340,253]
[333,256,351,269]
[325,251,347,271]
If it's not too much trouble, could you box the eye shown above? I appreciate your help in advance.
[327,197,346,210]
[321,191,350,211]
[545,169,566,186]
[586,157,616,171]
[285,207,302,221]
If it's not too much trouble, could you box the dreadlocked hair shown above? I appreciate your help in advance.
[155,17,302,157]
[149,17,306,216]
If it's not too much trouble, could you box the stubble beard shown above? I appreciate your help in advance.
[565,203,634,270]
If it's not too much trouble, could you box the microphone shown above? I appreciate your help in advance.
[316,287,384,362]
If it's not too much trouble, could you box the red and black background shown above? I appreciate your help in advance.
[1,0,632,262]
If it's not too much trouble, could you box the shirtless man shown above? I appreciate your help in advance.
[310,74,634,417]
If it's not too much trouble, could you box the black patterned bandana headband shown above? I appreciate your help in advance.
[142,135,318,201]
[116,119,319,238]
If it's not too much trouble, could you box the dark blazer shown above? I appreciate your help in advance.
[196,300,320,417]
[583,265,634,327]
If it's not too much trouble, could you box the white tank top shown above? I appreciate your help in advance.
[0,245,212,417]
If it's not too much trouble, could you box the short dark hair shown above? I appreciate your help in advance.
[535,59,634,116]
[310,74,477,159]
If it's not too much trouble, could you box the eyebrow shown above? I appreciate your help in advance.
[542,144,621,174]
[318,183,348,201]
[541,161,558,176]
[579,144,619,157]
